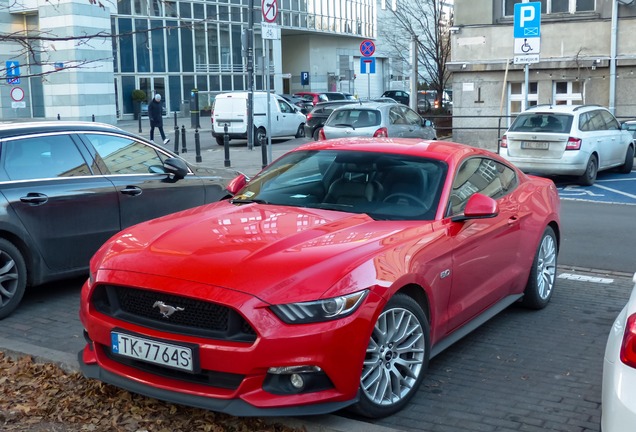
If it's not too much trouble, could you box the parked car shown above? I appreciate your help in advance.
[0,121,239,319]
[602,272,636,432]
[621,119,636,144]
[212,91,306,146]
[304,100,359,140]
[500,104,634,185]
[417,90,452,114]
[319,102,436,140]
[381,90,410,105]
[79,137,560,418]
[293,91,349,106]
[279,94,313,114]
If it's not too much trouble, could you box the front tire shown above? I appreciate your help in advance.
[350,294,430,418]
[619,145,634,174]
[578,154,598,186]
[254,127,266,147]
[295,124,305,138]
[521,226,558,310]
[0,239,27,320]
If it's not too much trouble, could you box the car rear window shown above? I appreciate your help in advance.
[509,113,573,133]
[326,109,381,128]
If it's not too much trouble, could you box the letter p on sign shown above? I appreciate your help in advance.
[520,6,534,26]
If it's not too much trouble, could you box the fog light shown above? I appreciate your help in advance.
[290,373,304,389]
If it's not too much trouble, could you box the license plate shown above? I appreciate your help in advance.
[111,331,196,372]
[521,141,549,150]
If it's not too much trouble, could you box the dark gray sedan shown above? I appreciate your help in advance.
[319,102,436,140]
[0,121,239,319]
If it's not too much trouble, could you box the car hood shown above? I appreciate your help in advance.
[94,201,435,304]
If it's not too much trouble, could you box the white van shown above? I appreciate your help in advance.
[212,92,306,145]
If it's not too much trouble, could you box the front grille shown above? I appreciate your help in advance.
[103,348,244,389]
[92,285,257,343]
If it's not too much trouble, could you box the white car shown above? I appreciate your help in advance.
[602,272,636,431]
[500,105,634,185]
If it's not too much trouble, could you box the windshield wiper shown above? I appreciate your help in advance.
[230,198,270,205]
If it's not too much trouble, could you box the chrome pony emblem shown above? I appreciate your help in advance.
[153,301,185,318]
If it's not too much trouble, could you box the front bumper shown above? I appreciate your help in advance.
[79,271,382,416]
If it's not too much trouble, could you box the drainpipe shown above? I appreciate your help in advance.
[610,0,618,114]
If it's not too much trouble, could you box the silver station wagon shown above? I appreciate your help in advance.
[500,104,634,185]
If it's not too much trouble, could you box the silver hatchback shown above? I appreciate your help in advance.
[319,102,436,141]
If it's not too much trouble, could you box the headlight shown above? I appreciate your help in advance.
[270,290,368,324]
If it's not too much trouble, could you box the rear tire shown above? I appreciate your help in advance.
[521,226,557,310]
[312,128,321,141]
[578,154,598,186]
[0,239,27,320]
[215,136,224,146]
[619,145,634,174]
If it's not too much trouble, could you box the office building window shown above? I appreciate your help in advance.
[508,82,538,124]
[553,81,583,105]
[504,0,595,16]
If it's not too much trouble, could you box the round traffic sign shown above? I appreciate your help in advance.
[10,87,24,102]
[360,39,375,57]
[262,0,278,23]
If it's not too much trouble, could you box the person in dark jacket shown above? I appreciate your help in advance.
[149,93,170,145]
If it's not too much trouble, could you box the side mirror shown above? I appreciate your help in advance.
[227,173,248,195]
[163,157,189,180]
[451,193,499,222]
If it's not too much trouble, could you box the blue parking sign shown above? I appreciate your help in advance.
[514,2,541,39]
[300,71,309,86]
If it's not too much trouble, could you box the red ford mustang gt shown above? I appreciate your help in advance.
[79,138,561,418]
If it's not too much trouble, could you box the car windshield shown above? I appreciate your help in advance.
[509,113,573,133]
[232,150,447,221]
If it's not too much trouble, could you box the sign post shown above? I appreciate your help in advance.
[513,2,541,108]
[262,0,278,166]
[360,40,375,100]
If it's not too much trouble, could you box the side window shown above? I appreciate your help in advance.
[600,110,620,130]
[579,112,591,132]
[4,134,91,181]
[448,157,518,216]
[278,100,293,113]
[589,111,606,131]
[402,107,422,126]
[84,134,164,175]
[389,106,407,124]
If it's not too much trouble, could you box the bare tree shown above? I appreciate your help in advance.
[379,0,452,100]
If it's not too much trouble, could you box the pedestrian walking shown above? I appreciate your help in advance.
[149,93,170,145]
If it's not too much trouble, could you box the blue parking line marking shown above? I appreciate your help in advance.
[556,170,636,205]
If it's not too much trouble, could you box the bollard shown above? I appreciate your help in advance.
[138,111,142,133]
[181,125,187,153]
[173,113,179,154]
[57,114,60,120]
[224,123,231,167]
[194,128,202,163]
[92,114,95,122]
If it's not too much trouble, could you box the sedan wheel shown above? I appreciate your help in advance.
[0,239,27,320]
[351,294,430,418]
[521,226,557,310]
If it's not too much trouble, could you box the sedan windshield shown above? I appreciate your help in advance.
[233,150,447,221]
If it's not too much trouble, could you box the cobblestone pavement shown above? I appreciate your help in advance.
[0,266,630,432]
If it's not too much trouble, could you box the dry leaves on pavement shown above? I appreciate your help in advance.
[0,352,305,432]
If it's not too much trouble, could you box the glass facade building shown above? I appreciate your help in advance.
[112,0,376,117]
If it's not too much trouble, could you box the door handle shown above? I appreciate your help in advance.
[20,193,48,205]
[508,215,519,225]
[120,186,143,196]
